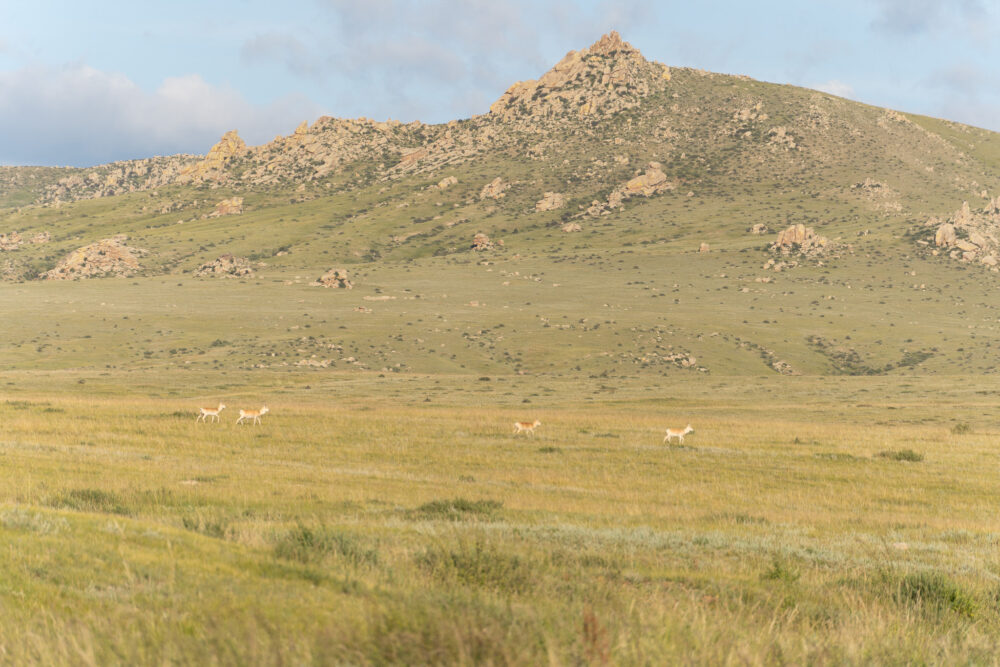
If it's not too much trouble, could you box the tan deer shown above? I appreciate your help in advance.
[196,403,226,423]
[236,405,269,425]
[663,424,694,444]
[513,419,541,436]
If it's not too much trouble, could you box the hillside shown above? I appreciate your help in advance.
[2,31,1000,377]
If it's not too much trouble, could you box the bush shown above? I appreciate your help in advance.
[875,449,924,462]
[273,525,378,566]
[414,498,503,521]
[898,572,977,618]
[951,422,972,435]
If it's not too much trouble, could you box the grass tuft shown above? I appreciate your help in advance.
[414,498,503,521]
[875,449,924,462]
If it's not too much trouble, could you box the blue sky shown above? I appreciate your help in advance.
[1,0,998,166]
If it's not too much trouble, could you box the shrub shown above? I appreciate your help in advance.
[414,498,503,522]
[951,422,972,435]
[273,525,378,566]
[876,449,924,462]
[898,572,977,618]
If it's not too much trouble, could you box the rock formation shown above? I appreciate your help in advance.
[771,224,829,255]
[179,130,247,182]
[586,162,673,216]
[208,197,244,217]
[43,235,145,280]
[315,268,353,288]
[480,177,509,200]
[195,254,254,278]
[0,231,49,251]
[928,199,1000,266]
[472,232,495,251]
[535,192,565,212]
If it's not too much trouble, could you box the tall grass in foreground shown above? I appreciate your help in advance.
[1,380,1000,663]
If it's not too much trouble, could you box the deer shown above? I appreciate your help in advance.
[236,405,269,425]
[663,424,694,444]
[513,419,541,436]
[196,403,226,423]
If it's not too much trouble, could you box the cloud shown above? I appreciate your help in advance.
[0,64,321,166]
[241,0,651,122]
[814,79,856,99]
[869,0,988,35]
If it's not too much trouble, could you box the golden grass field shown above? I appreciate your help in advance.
[3,371,1000,664]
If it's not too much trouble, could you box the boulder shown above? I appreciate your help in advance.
[472,232,494,251]
[209,197,244,217]
[935,223,956,247]
[480,177,509,200]
[535,192,565,212]
[561,222,582,233]
[436,176,458,190]
[315,268,353,289]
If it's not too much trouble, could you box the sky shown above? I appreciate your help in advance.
[1,0,998,167]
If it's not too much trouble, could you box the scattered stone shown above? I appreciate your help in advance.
[196,254,254,278]
[0,231,49,251]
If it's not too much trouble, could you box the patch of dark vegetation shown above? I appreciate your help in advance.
[50,487,176,516]
[814,452,862,461]
[898,571,977,618]
[537,446,561,453]
[807,336,934,375]
[951,422,972,435]
[415,540,531,593]
[876,449,924,462]
[710,512,769,525]
[182,514,230,539]
[413,498,503,522]
[273,525,378,566]
[5,400,51,410]
[762,558,800,583]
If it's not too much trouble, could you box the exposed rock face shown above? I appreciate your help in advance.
[0,231,49,251]
[472,232,494,251]
[480,177,509,200]
[535,192,565,211]
[44,235,145,280]
[315,268,353,288]
[771,224,829,255]
[209,197,244,217]
[179,130,247,182]
[927,199,1000,266]
[624,164,668,196]
[586,162,673,216]
[561,222,582,233]
[196,254,254,278]
[489,31,661,121]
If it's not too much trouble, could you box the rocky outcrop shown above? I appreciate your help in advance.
[314,268,353,288]
[771,224,829,255]
[0,231,49,251]
[535,192,565,212]
[472,232,495,251]
[561,222,582,233]
[208,197,244,217]
[196,254,254,278]
[43,235,145,280]
[434,176,458,190]
[489,31,664,121]
[179,130,246,182]
[480,177,509,200]
[927,199,1000,266]
[747,223,769,235]
[586,162,673,216]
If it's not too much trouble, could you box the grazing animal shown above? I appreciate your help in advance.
[196,403,226,423]
[513,419,542,436]
[663,424,694,444]
[236,405,269,425]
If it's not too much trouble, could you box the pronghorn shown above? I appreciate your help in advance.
[196,403,226,423]
[663,424,694,444]
[513,419,541,436]
[236,405,269,425]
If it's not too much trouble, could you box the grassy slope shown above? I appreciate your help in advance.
[1,66,1000,662]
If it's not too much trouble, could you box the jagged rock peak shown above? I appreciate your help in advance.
[489,31,663,121]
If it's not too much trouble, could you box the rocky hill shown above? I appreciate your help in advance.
[2,32,1000,376]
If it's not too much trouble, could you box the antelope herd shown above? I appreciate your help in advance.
[196,403,269,425]
[195,403,695,445]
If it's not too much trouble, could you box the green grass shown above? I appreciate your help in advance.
[0,375,999,661]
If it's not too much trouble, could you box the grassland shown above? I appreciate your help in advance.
[3,371,1000,663]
